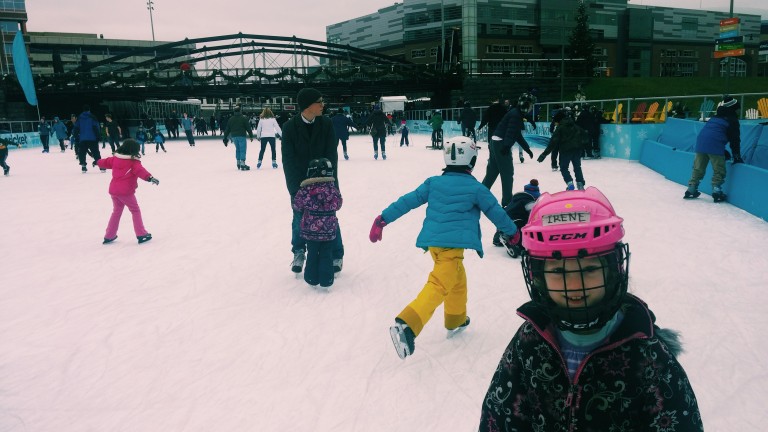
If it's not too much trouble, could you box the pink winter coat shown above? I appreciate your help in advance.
[97,153,153,196]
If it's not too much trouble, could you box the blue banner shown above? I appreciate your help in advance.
[12,30,37,106]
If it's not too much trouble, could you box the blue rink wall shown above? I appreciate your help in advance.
[407,117,768,222]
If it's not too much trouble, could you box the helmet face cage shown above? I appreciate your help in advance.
[307,158,334,178]
[521,243,630,331]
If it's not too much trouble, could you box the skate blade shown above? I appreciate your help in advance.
[389,326,410,359]
[446,325,469,339]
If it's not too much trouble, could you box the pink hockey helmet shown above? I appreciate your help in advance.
[522,186,624,258]
[520,187,630,331]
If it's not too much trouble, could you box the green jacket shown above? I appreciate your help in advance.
[223,113,253,139]
[427,114,444,131]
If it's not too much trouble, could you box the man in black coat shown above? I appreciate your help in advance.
[281,87,344,275]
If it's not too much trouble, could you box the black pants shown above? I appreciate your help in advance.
[372,135,386,153]
[559,150,584,184]
[481,141,515,207]
[57,137,67,151]
[305,240,334,287]
[40,135,49,151]
[400,134,409,146]
[77,140,101,166]
[462,127,476,142]
[184,129,195,145]
[0,148,8,170]
[108,136,119,152]
[258,137,277,161]
[338,138,348,154]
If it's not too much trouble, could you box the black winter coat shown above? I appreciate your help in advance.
[480,295,703,432]
[366,110,390,138]
[478,102,507,133]
[281,115,339,197]
[540,117,586,158]
[493,107,532,154]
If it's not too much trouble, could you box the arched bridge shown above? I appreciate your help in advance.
[11,33,462,105]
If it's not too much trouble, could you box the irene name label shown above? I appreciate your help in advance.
[542,212,590,226]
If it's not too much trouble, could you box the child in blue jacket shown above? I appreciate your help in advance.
[370,137,519,359]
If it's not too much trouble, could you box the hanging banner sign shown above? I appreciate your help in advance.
[715,36,743,44]
[718,30,739,39]
[720,17,740,26]
[714,48,745,58]
[719,23,740,33]
[716,43,745,51]
[760,41,768,55]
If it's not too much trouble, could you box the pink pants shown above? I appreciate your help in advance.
[104,194,148,239]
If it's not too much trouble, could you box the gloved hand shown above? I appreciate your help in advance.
[223,138,229,147]
[537,154,545,163]
[732,154,744,164]
[369,215,387,243]
[724,150,731,160]
[526,149,534,159]
[500,146,510,156]
[148,176,159,185]
[508,230,521,246]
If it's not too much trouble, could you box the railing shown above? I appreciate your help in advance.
[404,92,768,125]
[0,121,40,134]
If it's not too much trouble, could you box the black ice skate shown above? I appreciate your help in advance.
[3,166,9,176]
[389,319,415,359]
[683,190,701,199]
[137,233,152,244]
[103,236,117,244]
[712,191,727,203]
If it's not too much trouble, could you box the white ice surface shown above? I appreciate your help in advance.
[2,133,767,431]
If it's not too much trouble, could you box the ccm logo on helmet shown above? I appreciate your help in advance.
[548,233,587,241]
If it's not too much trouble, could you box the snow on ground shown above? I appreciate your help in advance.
[2,132,767,431]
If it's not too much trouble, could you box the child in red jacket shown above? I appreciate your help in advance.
[96,139,159,244]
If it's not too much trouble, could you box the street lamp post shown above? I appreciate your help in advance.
[560,16,566,102]
[147,0,156,43]
[441,0,445,73]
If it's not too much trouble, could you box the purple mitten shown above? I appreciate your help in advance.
[369,215,387,243]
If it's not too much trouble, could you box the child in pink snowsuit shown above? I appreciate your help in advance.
[97,139,159,244]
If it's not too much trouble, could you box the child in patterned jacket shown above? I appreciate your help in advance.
[479,187,702,431]
[292,158,343,289]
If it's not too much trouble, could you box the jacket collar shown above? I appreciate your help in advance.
[517,294,655,343]
[115,153,139,160]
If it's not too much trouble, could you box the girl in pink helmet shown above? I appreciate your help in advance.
[480,187,703,431]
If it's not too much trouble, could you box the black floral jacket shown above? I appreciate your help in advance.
[480,295,703,432]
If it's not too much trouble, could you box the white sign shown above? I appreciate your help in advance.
[542,212,591,226]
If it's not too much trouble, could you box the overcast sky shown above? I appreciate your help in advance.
[25,0,767,43]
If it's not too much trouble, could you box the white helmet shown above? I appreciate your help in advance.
[444,136,478,168]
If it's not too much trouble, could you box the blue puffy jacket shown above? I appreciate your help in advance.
[381,171,517,257]
[695,108,740,156]
[73,111,100,142]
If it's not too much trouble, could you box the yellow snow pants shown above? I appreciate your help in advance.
[396,247,468,336]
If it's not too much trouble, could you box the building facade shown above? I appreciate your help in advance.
[326,0,765,78]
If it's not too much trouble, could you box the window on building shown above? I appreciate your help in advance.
[0,21,19,32]
[487,45,511,54]
[518,46,533,54]
[720,58,747,78]
[430,47,437,57]
[592,47,606,56]
[681,18,697,39]
[680,50,696,58]
[411,49,426,59]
